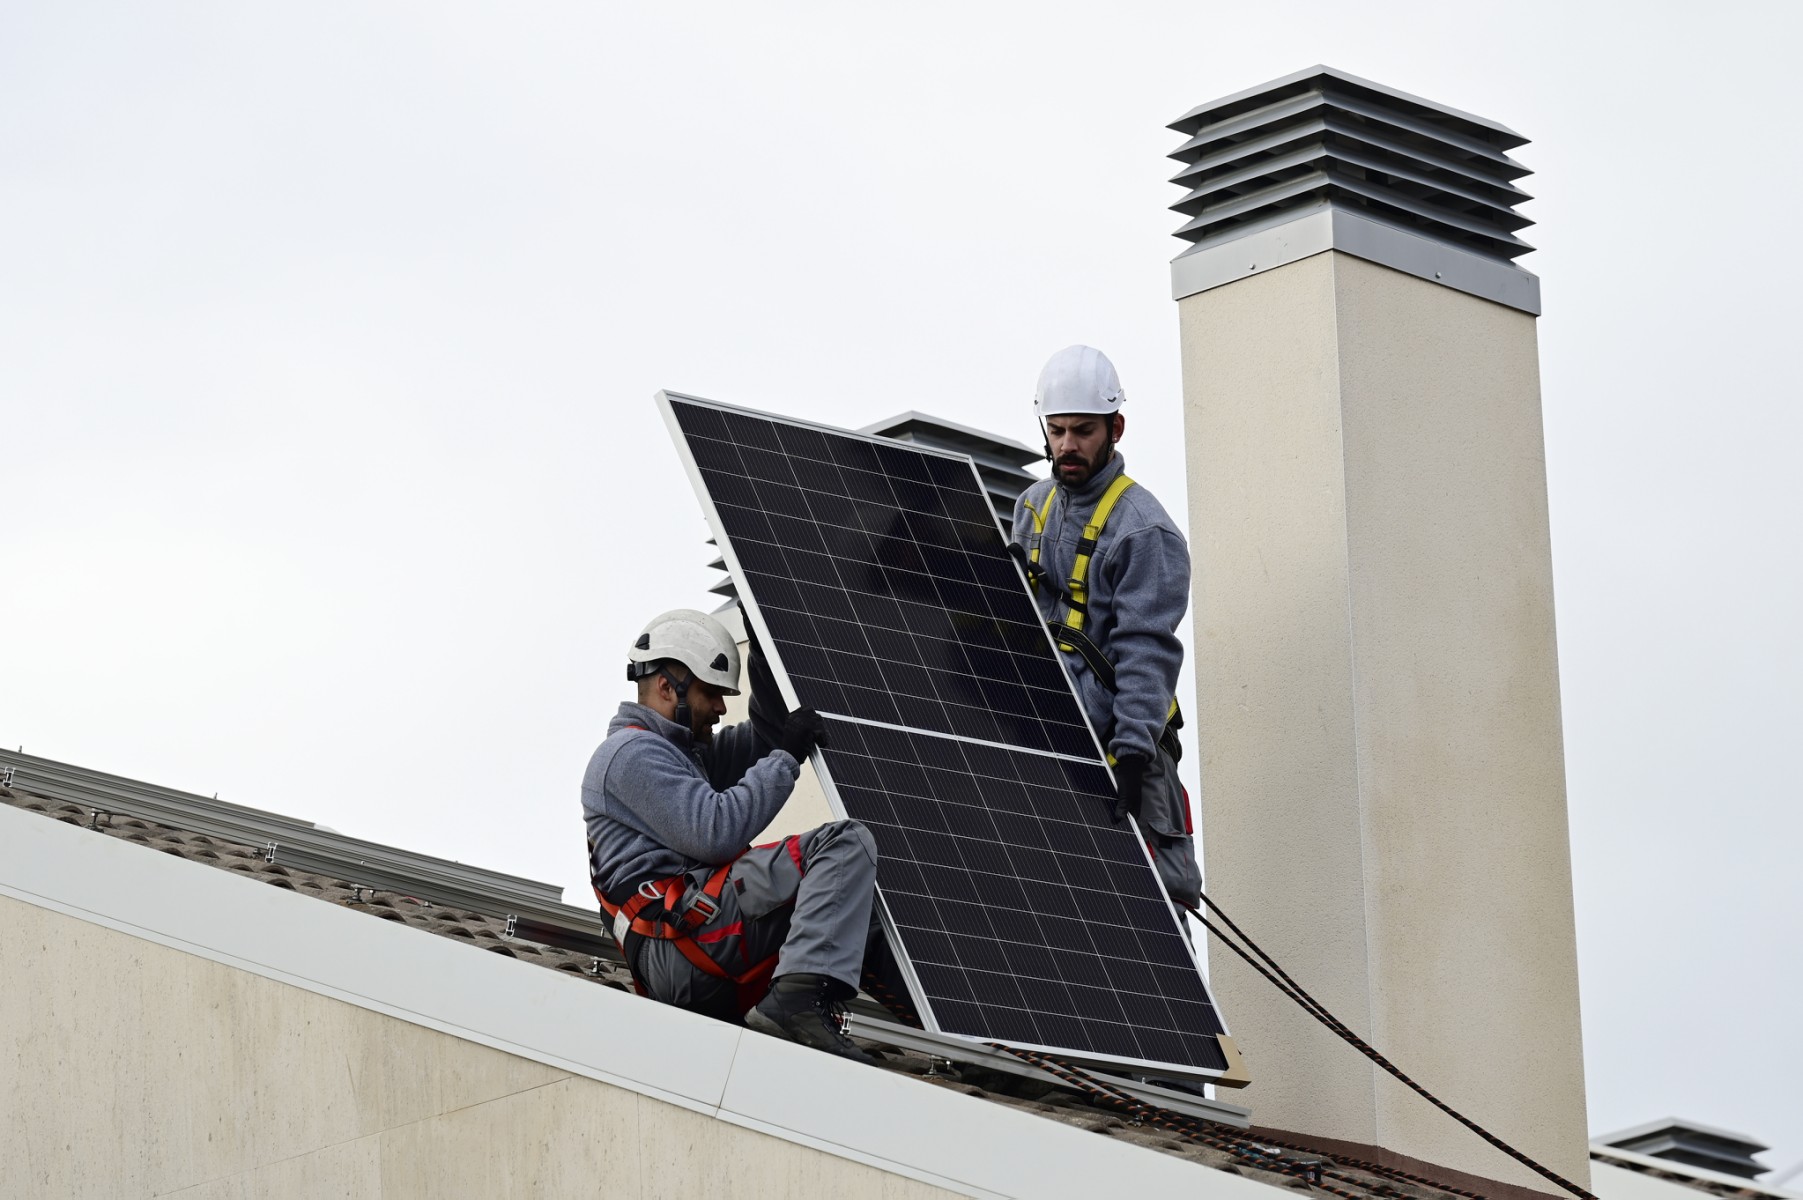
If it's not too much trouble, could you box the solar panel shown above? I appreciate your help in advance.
[819,718,1227,1071]
[659,390,1233,1079]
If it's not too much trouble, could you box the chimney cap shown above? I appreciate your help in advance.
[1167,65,1541,312]
[1170,64,1526,147]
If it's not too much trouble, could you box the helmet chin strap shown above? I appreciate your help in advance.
[658,666,693,732]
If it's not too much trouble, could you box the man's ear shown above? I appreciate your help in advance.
[1112,412,1126,442]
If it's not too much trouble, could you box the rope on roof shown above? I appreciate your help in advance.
[1196,893,1599,1200]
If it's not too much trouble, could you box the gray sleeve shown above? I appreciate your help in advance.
[1098,525,1190,760]
[608,738,799,865]
[701,719,776,790]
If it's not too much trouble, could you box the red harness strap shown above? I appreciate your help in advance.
[594,846,793,1017]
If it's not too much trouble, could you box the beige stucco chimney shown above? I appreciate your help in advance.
[1172,67,1589,1193]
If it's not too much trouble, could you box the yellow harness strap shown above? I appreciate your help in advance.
[1027,475,1137,640]
[1025,474,1186,764]
[1063,473,1136,639]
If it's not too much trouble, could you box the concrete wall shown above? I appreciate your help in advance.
[0,893,952,1199]
[1179,251,1588,1191]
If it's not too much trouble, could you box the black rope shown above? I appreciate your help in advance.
[990,1043,1371,1200]
[1193,896,1598,1200]
[994,1042,1510,1200]
[1232,1125,1493,1200]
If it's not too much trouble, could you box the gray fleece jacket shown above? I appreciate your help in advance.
[1010,452,1190,762]
[582,702,799,898]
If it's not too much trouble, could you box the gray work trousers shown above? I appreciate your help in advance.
[637,820,879,1020]
[1140,746,1202,911]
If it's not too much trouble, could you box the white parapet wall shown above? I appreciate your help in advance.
[0,802,1267,1199]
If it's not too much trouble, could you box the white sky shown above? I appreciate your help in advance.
[3,0,1798,1178]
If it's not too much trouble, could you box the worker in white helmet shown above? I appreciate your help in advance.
[582,608,891,1061]
[1009,346,1202,911]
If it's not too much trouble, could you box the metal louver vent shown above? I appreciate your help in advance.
[1168,66,1533,263]
[1597,1120,1774,1182]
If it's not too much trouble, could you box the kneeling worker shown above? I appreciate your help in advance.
[582,608,878,1062]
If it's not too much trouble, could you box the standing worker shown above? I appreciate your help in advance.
[1009,345,1202,911]
[582,607,883,1061]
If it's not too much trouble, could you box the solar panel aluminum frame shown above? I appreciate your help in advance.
[655,389,1233,1082]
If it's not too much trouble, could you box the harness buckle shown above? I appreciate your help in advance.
[681,892,721,930]
[637,879,666,903]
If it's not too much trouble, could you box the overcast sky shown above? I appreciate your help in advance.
[3,0,1798,1178]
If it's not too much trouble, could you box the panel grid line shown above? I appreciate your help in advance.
[813,712,1099,765]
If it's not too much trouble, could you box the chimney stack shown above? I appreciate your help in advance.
[1172,67,1588,1192]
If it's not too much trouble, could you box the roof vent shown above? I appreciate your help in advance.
[1597,1119,1773,1181]
[1166,66,1541,313]
[1169,65,1533,261]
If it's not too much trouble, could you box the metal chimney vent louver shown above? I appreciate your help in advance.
[1598,1119,1774,1182]
[1168,66,1534,263]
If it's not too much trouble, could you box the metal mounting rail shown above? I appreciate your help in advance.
[0,748,619,961]
[844,1011,1252,1130]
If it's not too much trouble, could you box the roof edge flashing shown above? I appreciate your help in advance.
[1169,204,1541,315]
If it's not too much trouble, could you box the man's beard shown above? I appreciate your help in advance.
[691,717,715,744]
[1056,439,1112,487]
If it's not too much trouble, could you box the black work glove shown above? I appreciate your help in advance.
[781,707,830,763]
[1005,540,1045,586]
[1111,753,1147,824]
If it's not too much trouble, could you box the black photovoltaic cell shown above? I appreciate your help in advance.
[819,718,1226,1072]
[670,399,1092,755]
[665,394,1228,1075]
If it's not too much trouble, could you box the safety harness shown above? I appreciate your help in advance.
[1020,474,1185,765]
[589,727,794,1018]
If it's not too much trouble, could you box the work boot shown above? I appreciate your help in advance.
[746,974,874,1064]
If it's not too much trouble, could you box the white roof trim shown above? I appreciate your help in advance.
[0,804,1272,1200]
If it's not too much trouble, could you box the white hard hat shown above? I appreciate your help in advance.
[1034,345,1126,420]
[627,608,742,694]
